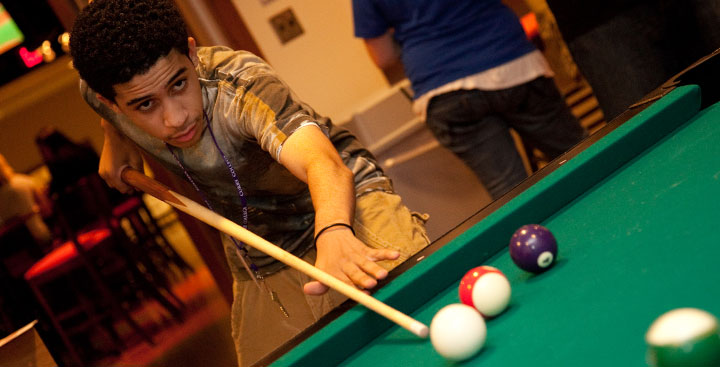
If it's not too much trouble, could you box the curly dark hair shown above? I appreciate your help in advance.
[70,0,189,101]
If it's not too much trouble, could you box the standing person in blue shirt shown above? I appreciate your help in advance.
[353,0,588,199]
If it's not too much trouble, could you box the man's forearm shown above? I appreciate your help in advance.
[99,118,144,192]
[306,158,356,233]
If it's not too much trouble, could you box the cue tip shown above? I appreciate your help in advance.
[411,321,429,338]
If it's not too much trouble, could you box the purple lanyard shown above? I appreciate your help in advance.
[166,112,257,272]
[166,112,290,317]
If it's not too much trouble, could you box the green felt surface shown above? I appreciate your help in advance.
[273,86,719,366]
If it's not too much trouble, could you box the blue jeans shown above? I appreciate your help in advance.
[425,77,587,199]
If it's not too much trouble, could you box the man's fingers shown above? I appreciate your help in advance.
[359,260,389,281]
[303,280,371,296]
[99,164,137,193]
[100,173,132,193]
[343,262,378,290]
[368,248,400,262]
[112,164,135,193]
[307,241,403,297]
[303,281,329,296]
[116,183,134,194]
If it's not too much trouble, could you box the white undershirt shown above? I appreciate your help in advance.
[413,50,554,120]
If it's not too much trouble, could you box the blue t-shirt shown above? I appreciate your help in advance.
[352,0,536,98]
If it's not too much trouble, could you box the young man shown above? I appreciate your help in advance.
[69,0,429,365]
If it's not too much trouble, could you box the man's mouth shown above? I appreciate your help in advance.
[171,122,197,144]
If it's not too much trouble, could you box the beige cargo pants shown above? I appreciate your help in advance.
[224,191,430,366]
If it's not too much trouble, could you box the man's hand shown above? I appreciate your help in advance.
[279,125,399,295]
[98,119,144,193]
[303,226,400,296]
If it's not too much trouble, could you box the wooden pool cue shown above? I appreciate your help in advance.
[120,168,429,338]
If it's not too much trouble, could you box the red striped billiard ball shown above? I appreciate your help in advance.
[458,266,511,317]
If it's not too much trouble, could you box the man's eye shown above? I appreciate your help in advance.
[173,79,187,91]
[138,100,154,111]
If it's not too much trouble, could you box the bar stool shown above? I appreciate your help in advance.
[74,175,186,321]
[112,195,193,282]
[23,173,183,365]
[111,195,188,321]
[24,227,153,365]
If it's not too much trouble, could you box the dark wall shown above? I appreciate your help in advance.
[547,0,720,119]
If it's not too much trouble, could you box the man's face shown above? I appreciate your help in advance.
[103,42,204,148]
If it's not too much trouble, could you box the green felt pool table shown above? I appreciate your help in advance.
[261,51,720,366]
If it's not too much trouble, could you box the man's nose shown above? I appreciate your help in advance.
[163,99,188,127]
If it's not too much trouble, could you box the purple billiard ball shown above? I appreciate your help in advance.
[509,224,558,273]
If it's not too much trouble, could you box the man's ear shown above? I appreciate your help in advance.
[96,93,121,114]
[188,37,198,66]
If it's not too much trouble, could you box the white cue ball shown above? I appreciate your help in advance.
[430,303,487,361]
[472,272,512,317]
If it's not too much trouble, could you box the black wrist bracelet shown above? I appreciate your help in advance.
[314,222,355,246]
